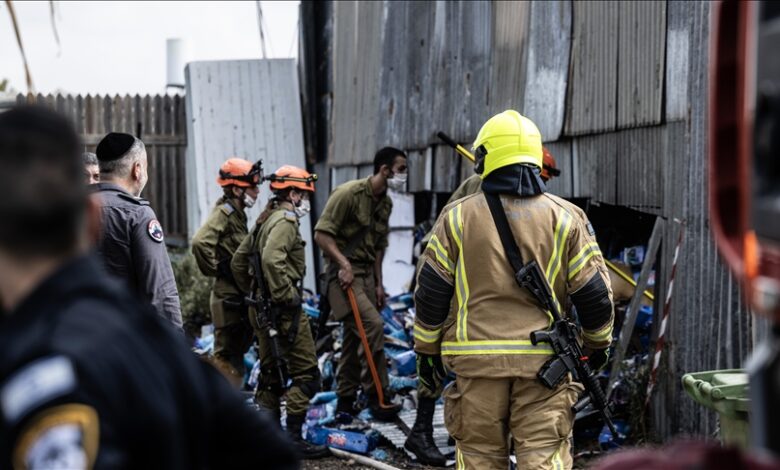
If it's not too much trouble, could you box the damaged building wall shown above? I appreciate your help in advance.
[300,0,751,439]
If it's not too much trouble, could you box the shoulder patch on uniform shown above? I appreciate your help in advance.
[13,404,99,470]
[147,220,164,243]
[587,222,596,236]
[220,203,235,216]
[284,210,297,222]
[1,356,77,424]
[116,192,149,206]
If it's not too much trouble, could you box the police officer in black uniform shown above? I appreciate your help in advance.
[0,106,299,469]
[93,132,182,329]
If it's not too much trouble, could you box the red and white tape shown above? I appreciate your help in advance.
[645,219,686,407]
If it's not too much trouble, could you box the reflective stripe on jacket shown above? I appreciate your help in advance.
[414,192,613,379]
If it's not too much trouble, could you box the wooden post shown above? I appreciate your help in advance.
[607,216,665,398]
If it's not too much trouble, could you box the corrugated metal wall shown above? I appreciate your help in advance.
[651,1,752,438]
[185,59,317,291]
[522,1,571,142]
[565,1,619,135]
[301,0,752,439]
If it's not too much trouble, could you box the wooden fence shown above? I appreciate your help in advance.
[17,94,189,244]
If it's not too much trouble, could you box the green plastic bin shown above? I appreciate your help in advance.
[681,369,750,448]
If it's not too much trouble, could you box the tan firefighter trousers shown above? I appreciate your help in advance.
[444,374,584,470]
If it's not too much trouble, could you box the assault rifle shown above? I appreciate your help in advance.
[522,261,618,437]
[484,192,617,437]
[245,244,289,388]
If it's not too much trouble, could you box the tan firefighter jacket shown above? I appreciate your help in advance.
[414,192,614,379]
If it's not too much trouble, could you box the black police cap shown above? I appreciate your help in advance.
[96,132,136,162]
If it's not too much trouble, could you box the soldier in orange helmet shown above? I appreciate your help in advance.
[191,158,262,380]
[232,165,330,459]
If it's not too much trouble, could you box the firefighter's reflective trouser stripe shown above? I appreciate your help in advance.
[444,375,583,470]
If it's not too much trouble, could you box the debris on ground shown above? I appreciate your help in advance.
[187,242,659,466]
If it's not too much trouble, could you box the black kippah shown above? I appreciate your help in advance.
[96,132,135,162]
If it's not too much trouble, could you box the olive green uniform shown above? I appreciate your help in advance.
[448,174,482,203]
[314,177,392,400]
[232,207,320,417]
[191,198,253,375]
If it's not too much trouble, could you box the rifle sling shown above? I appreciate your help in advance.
[484,192,526,275]
[250,223,303,343]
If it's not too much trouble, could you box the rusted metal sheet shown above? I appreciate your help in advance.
[650,1,751,439]
[331,166,358,189]
[564,1,619,136]
[407,148,433,193]
[523,0,571,142]
[401,1,437,149]
[357,164,374,179]
[329,1,384,166]
[616,1,667,129]
[543,139,573,198]
[331,1,492,162]
[429,1,492,145]
[432,144,462,193]
[376,0,415,150]
[666,0,692,122]
[488,1,530,115]
[573,132,617,204]
[452,1,493,142]
[615,126,665,213]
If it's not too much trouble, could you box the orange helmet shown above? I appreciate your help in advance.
[541,147,561,181]
[217,158,263,187]
[267,165,317,192]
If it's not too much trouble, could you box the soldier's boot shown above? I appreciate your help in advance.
[367,391,402,422]
[285,414,331,459]
[404,397,447,466]
[336,394,358,420]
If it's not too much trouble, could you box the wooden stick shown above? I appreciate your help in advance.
[607,217,665,398]
[330,448,403,470]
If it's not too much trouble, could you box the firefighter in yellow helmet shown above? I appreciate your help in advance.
[231,165,330,460]
[406,144,564,466]
[413,110,614,470]
[191,158,261,380]
[447,145,560,204]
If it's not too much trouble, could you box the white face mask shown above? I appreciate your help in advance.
[387,172,408,191]
[294,198,311,218]
[243,192,257,208]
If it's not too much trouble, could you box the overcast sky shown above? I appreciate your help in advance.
[1,1,299,96]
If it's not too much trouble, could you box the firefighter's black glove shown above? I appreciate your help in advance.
[417,353,446,395]
[587,348,610,372]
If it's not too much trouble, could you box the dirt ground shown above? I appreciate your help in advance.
[302,446,603,469]
[302,446,442,470]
